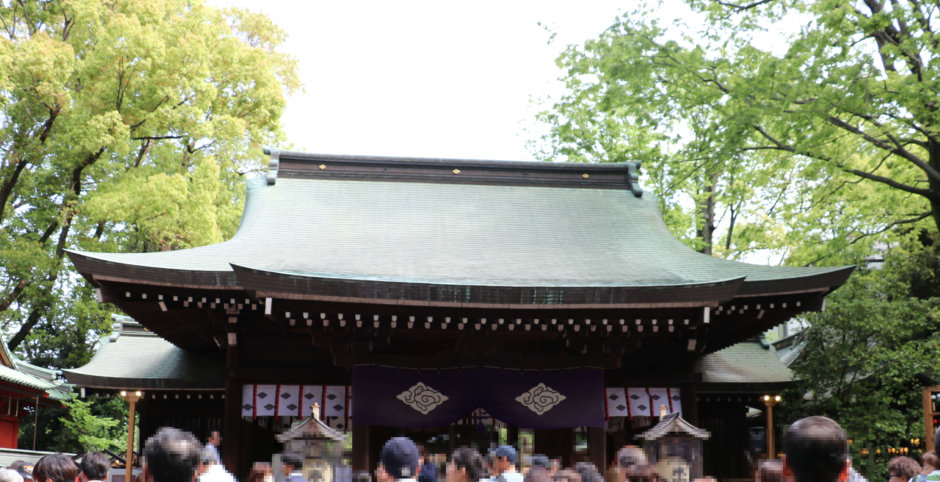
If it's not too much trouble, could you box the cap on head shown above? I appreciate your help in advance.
[380,437,420,479]
[494,446,518,465]
[530,455,551,470]
[616,446,648,468]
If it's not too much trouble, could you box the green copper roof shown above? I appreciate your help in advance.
[63,315,224,389]
[695,340,793,385]
[68,152,851,304]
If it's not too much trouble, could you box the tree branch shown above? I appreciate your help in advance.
[715,0,774,10]
[130,135,184,141]
[826,115,940,182]
[847,167,930,196]
[847,211,932,246]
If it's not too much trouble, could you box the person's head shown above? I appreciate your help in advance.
[417,446,429,464]
[755,460,785,482]
[525,468,553,482]
[33,455,78,482]
[446,448,484,482]
[9,462,32,482]
[281,454,303,477]
[921,451,938,474]
[377,437,419,482]
[0,469,24,482]
[207,431,221,448]
[553,469,581,482]
[531,456,551,472]
[573,462,603,482]
[80,453,110,482]
[781,416,850,482]
[492,446,518,474]
[142,427,203,482]
[623,465,659,482]
[198,446,220,475]
[888,457,921,482]
[485,452,497,477]
[247,464,267,482]
[615,447,648,482]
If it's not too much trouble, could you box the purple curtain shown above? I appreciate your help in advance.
[351,366,604,428]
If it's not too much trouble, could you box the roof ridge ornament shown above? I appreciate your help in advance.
[266,148,280,185]
[627,161,642,197]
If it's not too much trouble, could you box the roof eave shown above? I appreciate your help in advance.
[66,250,241,290]
[231,264,747,308]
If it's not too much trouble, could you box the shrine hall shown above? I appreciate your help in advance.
[64,150,853,479]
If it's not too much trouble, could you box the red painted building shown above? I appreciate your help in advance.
[0,335,68,448]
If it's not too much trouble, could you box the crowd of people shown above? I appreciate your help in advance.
[5,416,940,482]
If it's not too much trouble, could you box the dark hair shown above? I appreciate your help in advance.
[755,460,784,482]
[282,454,303,471]
[922,451,939,471]
[554,469,582,482]
[574,463,604,482]
[80,453,110,481]
[143,427,203,482]
[525,468,553,482]
[34,454,78,482]
[782,416,849,482]
[451,448,484,482]
[623,465,659,482]
[888,457,921,480]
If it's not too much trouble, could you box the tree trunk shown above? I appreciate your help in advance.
[697,172,718,255]
[929,140,940,233]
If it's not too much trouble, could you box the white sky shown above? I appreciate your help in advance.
[208,1,698,161]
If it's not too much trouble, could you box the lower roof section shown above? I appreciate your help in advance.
[694,340,793,393]
[64,316,792,393]
[62,315,224,390]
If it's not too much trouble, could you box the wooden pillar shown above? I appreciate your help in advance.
[222,320,241,476]
[507,426,519,448]
[680,382,698,425]
[924,386,939,451]
[589,426,606,472]
[352,423,371,471]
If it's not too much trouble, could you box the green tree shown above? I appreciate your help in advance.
[60,398,122,452]
[19,395,128,453]
[782,237,940,479]
[539,0,938,263]
[0,0,299,366]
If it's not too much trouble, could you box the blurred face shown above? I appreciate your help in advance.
[375,465,393,482]
[445,462,465,482]
[209,432,221,446]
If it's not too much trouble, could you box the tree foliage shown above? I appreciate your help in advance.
[0,0,299,366]
[538,0,939,263]
[782,236,940,479]
[60,397,123,452]
[19,395,128,453]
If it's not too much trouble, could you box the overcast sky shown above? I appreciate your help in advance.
[208,1,698,161]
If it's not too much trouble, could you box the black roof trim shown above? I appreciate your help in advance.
[263,149,644,195]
